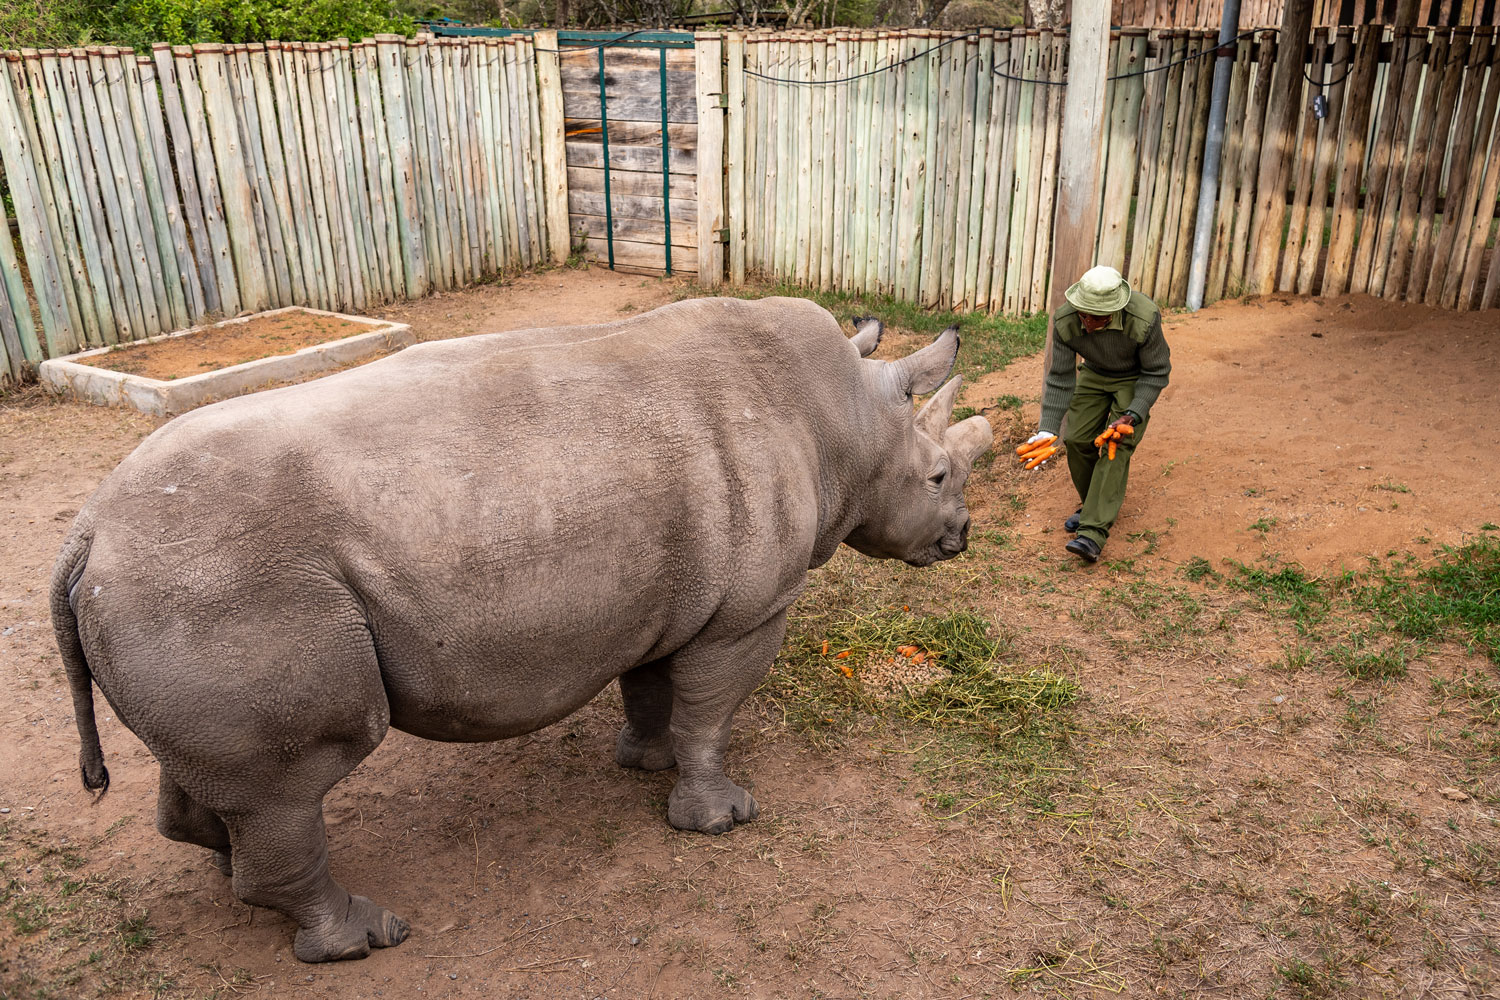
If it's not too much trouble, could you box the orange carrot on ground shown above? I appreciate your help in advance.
[835,649,850,659]
[912,652,927,664]
[838,664,853,678]
[820,640,829,656]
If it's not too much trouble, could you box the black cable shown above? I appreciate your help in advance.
[745,25,1273,88]
[1301,56,1355,87]
[744,30,981,84]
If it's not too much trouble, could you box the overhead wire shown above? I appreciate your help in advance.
[743,25,1279,87]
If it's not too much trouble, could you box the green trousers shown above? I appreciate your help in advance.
[1062,367,1148,549]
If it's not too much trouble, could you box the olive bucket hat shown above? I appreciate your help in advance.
[1064,265,1132,315]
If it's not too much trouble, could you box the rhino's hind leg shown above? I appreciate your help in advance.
[225,800,409,963]
[156,770,232,876]
[664,616,786,835]
[615,659,676,771]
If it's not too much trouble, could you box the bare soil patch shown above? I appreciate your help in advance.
[76,311,377,381]
[1,282,1496,999]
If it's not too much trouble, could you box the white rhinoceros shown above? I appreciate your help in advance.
[51,296,992,962]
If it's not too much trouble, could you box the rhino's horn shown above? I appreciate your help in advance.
[944,414,994,466]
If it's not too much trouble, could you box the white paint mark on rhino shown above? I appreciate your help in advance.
[742,408,755,420]
[160,484,178,494]
[92,586,101,597]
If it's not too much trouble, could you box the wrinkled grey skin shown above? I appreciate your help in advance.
[51,297,992,963]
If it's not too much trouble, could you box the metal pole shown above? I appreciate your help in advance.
[1185,0,1242,310]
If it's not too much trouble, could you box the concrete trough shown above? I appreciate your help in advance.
[39,307,414,417]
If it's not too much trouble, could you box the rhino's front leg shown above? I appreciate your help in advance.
[665,613,787,835]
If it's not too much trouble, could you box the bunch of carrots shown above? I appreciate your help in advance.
[1015,435,1059,470]
[1093,423,1134,460]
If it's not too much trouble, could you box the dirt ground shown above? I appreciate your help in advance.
[1,269,1496,999]
[77,312,380,381]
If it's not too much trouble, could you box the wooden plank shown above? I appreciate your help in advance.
[565,164,699,202]
[1032,32,1064,311]
[819,36,837,290]
[1247,0,1317,294]
[241,47,305,307]
[1141,32,1188,300]
[1404,28,1470,300]
[39,51,120,342]
[95,47,172,333]
[1097,32,1144,274]
[313,44,365,308]
[973,31,1003,311]
[794,39,814,285]
[1295,28,1352,293]
[434,40,469,284]
[696,32,725,285]
[131,55,205,325]
[267,42,324,308]
[1432,29,1495,306]
[1167,33,1216,303]
[576,236,698,272]
[1279,30,1328,292]
[999,33,1028,312]
[568,211,700,248]
[559,46,696,73]
[375,37,425,295]
[445,41,478,283]
[87,52,151,334]
[727,32,747,284]
[1456,46,1500,307]
[919,32,944,308]
[0,60,75,355]
[522,39,553,267]
[19,51,100,345]
[828,33,846,290]
[875,31,899,294]
[1229,32,1277,295]
[560,87,697,125]
[1207,35,1254,304]
[168,46,238,315]
[10,52,88,344]
[493,40,521,269]
[534,30,571,265]
[1321,26,1381,295]
[0,193,37,372]
[88,48,164,336]
[288,43,344,308]
[224,46,288,308]
[352,41,398,298]
[423,39,461,285]
[341,39,386,298]
[1366,31,1429,297]
[195,44,268,313]
[1127,29,1169,290]
[1349,28,1410,293]
[503,40,537,267]
[955,34,983,310]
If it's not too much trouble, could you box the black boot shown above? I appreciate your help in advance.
[1064,508,1082,533]
[1065,536,1101,563]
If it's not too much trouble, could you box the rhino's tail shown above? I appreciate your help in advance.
[50,526,109,797]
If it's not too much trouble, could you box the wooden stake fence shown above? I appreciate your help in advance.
[0,34,557,380]
[730,25,1500,317]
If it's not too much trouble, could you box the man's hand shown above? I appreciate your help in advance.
[1016,431,1058,470]
[1108,413,1137,431]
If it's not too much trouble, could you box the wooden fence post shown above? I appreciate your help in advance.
[1048,0,1111,315]
[532,30,569,265]
[1245,0,1314,294]
[695,32,725,287]
[727,31,747,286]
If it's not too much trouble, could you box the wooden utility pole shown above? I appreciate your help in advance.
[1245,0,1316,294]
[1042,0,1111,393]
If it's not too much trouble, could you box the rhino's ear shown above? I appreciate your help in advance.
[850,316,883,357]
[890,326,960,398]
[914,375,963,440]
[943,414,994,466]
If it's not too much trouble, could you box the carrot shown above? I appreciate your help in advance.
[838,664,853,678]
[820,640,829,656]
[912,652,927,664]
[1108,440,1117,460]
[1118,424,1134,435]
[1024,446,1056,470]
[835,649,850,659]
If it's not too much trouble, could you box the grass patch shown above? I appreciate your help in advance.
[763,606,1079,819]
[1228,561,1328,632]
[707,280,1048,383]
[1362,534,1500,663]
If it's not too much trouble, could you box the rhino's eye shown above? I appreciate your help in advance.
[930,469,947,487]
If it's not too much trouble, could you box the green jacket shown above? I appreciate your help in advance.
[1040,290,1171,433]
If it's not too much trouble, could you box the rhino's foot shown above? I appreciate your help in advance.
[293,894,409,963]
[209,849,233,878]
[616,725,677,771]
[667,780,759,835]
